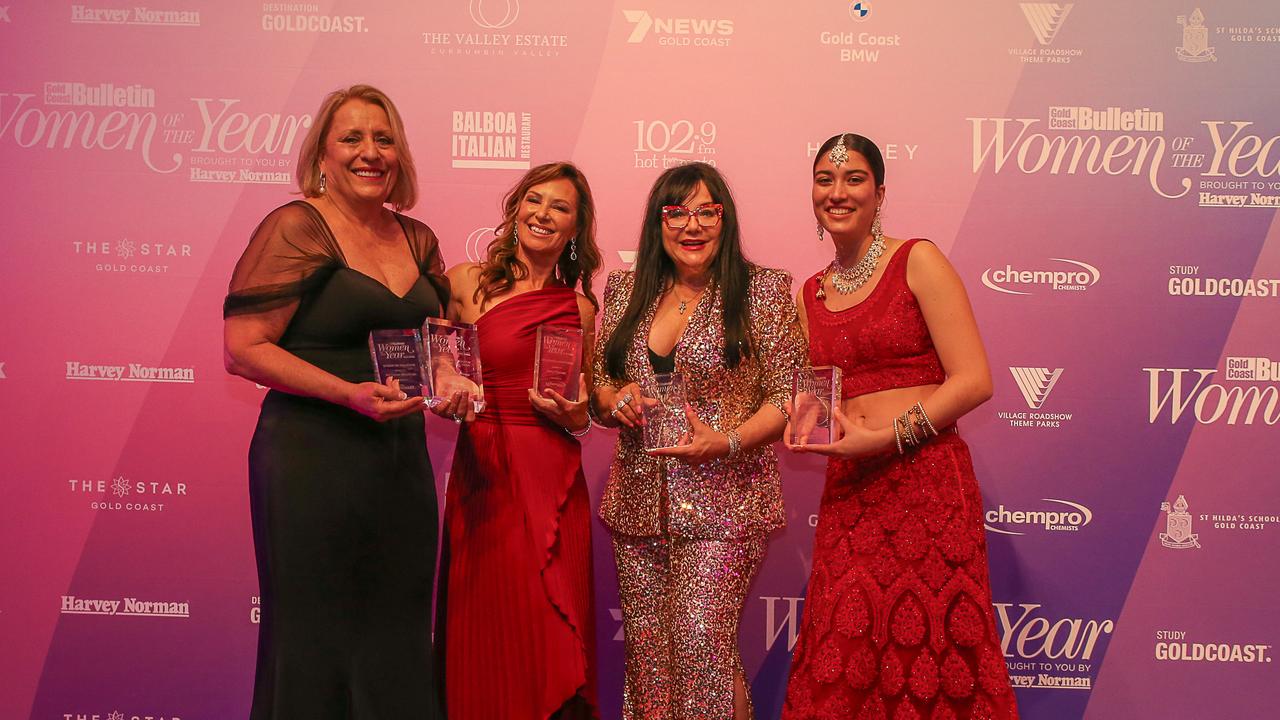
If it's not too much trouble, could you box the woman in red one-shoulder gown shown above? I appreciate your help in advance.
[432,162,602,720]
[781,134,1018,719]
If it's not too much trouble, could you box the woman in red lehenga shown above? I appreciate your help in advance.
[781,134,1019,720]
[431,162,601,719]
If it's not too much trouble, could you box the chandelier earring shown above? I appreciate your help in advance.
[816,223,825,242]
[511,224,519,246]
[871,205,884,243]
[318,170,327,193]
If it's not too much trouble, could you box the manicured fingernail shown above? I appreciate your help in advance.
[399,392,408,400]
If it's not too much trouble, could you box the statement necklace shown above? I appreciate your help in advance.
[818,230,885,298]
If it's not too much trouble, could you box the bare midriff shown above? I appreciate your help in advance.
[842,383,941,429]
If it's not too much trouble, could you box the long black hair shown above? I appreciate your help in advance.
[604,162,754,379]
[815,132,885,185]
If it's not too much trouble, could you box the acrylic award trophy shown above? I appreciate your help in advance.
[422,318,485,412]
[533,325,584,402]
[790,366,842,445]
[367,328,426,397]
[641,372,690,451]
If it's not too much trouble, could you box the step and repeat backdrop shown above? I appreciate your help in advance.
[2,1,1278,718]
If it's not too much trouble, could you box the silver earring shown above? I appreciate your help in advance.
[816,224,824,242]
[318,171,326,193]
[871,206,884,243]
[569,237,577,261]
[511,225,518,246]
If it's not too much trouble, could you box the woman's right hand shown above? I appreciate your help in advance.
[427,387,478,424]
[596,382,644,429]
[347,376,429,422]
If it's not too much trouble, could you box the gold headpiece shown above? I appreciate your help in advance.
[828,134,849,166]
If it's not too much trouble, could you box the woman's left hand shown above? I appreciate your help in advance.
[528,373,590,433]
[792,407,893,459]
[647,404,730,465]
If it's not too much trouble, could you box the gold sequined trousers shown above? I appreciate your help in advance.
[612,533,766,720]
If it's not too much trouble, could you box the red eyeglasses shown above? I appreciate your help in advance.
[661,203,723,229]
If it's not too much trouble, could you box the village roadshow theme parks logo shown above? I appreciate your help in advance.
[969,105,1280,208]
[1011,3,1082,64]
[998,367,1074,429]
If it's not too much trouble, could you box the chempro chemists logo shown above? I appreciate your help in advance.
[982,258,1099,295]
[985,498,1093,536]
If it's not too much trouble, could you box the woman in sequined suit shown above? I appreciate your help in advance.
[591,162,806,720]
[779,134,1019,719]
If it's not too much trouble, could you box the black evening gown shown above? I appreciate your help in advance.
[225,201,448,719]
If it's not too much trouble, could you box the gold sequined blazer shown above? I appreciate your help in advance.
[593,265,808,540]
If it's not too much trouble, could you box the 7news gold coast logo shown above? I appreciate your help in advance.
[621,9,733,47]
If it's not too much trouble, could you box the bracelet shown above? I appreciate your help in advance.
[910,401,939,438]
[565,421,591,437]
[893,416,905,455]
[726,429,742,458]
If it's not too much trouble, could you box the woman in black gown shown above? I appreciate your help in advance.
[223,84,447,719]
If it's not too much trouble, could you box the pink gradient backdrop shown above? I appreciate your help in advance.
[2,2,1278,718]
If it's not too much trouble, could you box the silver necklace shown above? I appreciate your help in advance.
[824,230,885,296]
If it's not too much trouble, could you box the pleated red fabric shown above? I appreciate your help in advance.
[436,286,598,720]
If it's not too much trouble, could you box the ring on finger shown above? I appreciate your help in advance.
[614,398,627,410]
[451,414,462,423]
[609,408,619,417]
[622,392,634,404]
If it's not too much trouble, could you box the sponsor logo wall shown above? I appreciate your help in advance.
[2,2,1277,719]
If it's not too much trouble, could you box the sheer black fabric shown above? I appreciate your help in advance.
[227,200,447,719]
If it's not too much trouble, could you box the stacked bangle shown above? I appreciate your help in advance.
[894,402,940,455]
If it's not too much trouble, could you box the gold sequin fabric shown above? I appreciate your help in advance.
[613,533,766,720]
[592,266,808,540]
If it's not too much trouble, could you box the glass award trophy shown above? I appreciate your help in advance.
[367,328,426,397]
[533,324,584,402]
[790,366,842,445]
[422,318,486,412]
[641,372,690,451]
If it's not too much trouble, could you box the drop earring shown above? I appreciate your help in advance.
[318,171,326,193]
[816,223,824,242]
[570,237,577,261]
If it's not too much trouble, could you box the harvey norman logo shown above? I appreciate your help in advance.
[986,498,1093,535]
[622,10,733,46]
[66,361,195,384]
[1146,357,1280,425]
[61,595,190,618]
[982,258,1099,295]
[70,5,200,26]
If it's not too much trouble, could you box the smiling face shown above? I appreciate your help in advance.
[813,149,884,241]
[319,99,399,206]
[515,177,580,259]
[661,180,722,280]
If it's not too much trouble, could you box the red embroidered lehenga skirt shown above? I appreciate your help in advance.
[782,431,1019,720]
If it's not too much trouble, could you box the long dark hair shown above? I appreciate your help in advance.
[475,162,601,309]
[815,132,885,185]
[604,162,753,378]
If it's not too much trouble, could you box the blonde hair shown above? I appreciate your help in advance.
[296,84,418,211]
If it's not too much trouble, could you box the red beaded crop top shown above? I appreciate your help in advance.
[803,238,946,399]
